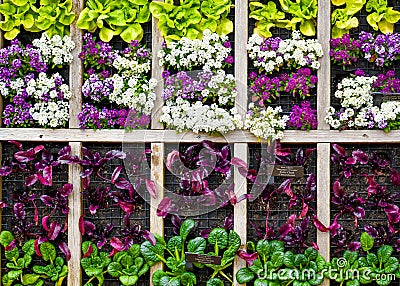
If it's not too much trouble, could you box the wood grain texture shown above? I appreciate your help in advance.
[67,142,82,286]
[317,0,331,130]
[3,129,400,143]
[234,1,248,119]
[68,0,84,129]
[233,143,248,286]
[151,0,164,129]
[150,143,164,283]
[317,143,331,286]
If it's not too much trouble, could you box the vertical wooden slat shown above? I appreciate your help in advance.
[151,0,164,129]
[68,1,84,129]
[317,143,330,286]
[233,143,248,286]
[150,143,164,283]
[317,0,331,130]
[68,142,82,286]
[234,0,248,119]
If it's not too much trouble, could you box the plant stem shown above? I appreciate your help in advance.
[85,270,107,285]
[219,271,233,283]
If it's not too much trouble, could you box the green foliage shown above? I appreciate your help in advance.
[366,0,400,33]
[81,241,111,286]
[0,0,75,40]
[107,244,150,285]
[279,0,318,36]
[204,228,241,284]
[76,0,151,42]
[149,0,233,43]
[249,1,290,38]
[141,219,203,286]
[236,240,326,285]
[0,231,67,286]
[331,0,366,38]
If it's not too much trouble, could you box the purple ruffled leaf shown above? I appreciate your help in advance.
[332,144,346,157]
[89,204,99,215]
[157,197,172,218]
[385,204,400,224]
[237,250,258,266]
[166,150,180,171]
[142,230,156,246]
[42,216,50,231]
[5,239,16,251]
[14,203,26,220]
[48,221,61,240]
[40,195,54,207]
[60,183,73,197]
[8,140,23,150]
[0,166,12,176]
[145,179,157,199]
[119,202,134,214]
[348,242,361,252]
[111,166,123,184]
[59,242,71,261]
[352,150,369,164]
[14,150,36,162]
[83,243,93,258]
[110,237,125,251]
[200,229,211,238]
[25,174,38,186]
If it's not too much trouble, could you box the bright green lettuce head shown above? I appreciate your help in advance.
[366,0,400,33]
[76,0,150,42]
[249,1,290,38]
[331,0,366,38]
[279,0,318,36]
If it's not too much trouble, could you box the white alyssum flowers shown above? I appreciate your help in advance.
[160,98,243,134]
[248,30,323,73]
[32,33,75,66]
[245,103,289,141]
[158,29,232,71]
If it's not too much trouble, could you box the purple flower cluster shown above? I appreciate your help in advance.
[330,34,361,66]
[249,68,318,105]
[372,70,400,93]
[78,103,150,130]
[360,32,400,67]
[162,69,214,101]
[78,33,152,130]
[287,101,318,131]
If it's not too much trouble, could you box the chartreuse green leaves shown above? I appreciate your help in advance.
[0,231,67,286]
[366,0,400,33]
[279,0,318,36]
[331,0,366,38]
[0,0,75,40]
[150,0,233,43]
[76,0,151,42]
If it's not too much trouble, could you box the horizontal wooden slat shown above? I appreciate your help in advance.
[2,129,400,143]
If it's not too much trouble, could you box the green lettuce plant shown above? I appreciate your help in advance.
[201,228,241,285]
[249,1,290,38]
[107,244,150,285]
[76,0,150,42]
[0,231,68,286]
[366,0,400,34]
[236,240,326,285]
[81,241,112,286]
[141,219,202,286]
[0,0,75,40]
[279,0,318,36]
[150,0,233,43]
[325,232,400,286]
[331,0,366,38]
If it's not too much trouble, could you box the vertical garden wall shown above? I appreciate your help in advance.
[0,0,400,285]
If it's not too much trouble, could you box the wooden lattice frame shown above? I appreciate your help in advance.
[1,0,400,285]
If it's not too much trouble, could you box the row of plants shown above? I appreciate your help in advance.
[0,141,400,285]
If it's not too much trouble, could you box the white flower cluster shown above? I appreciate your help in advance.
[158,29,231,71]
[110,75,157,115]
[325,75,400,129]
[206,70,237,105]
[32,33,75,66]
[334,76,376,109]
[245,103,289,141]
[160,98,243,134]
[30,101,70,128]
[26,73,71,101]
[248,31,323,73]
[113,53,151,77]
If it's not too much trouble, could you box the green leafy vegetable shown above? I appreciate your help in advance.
[81,241,111,286]
[279,0,318,36]
[331,0,366,38]
[366,0,400,33]
[76,0,150,42]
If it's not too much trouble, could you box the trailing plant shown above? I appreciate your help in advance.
[150,0,233,43]
[76,0,151,42]
[236,239,326,285]
[78,34,156,129]
[366,0,400,34]
[0,231,68,286]
[249,1,289,38]
[331,0,366,38]
[141,219,202,286]
[0,0,75,40]
[279,0,318,36]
